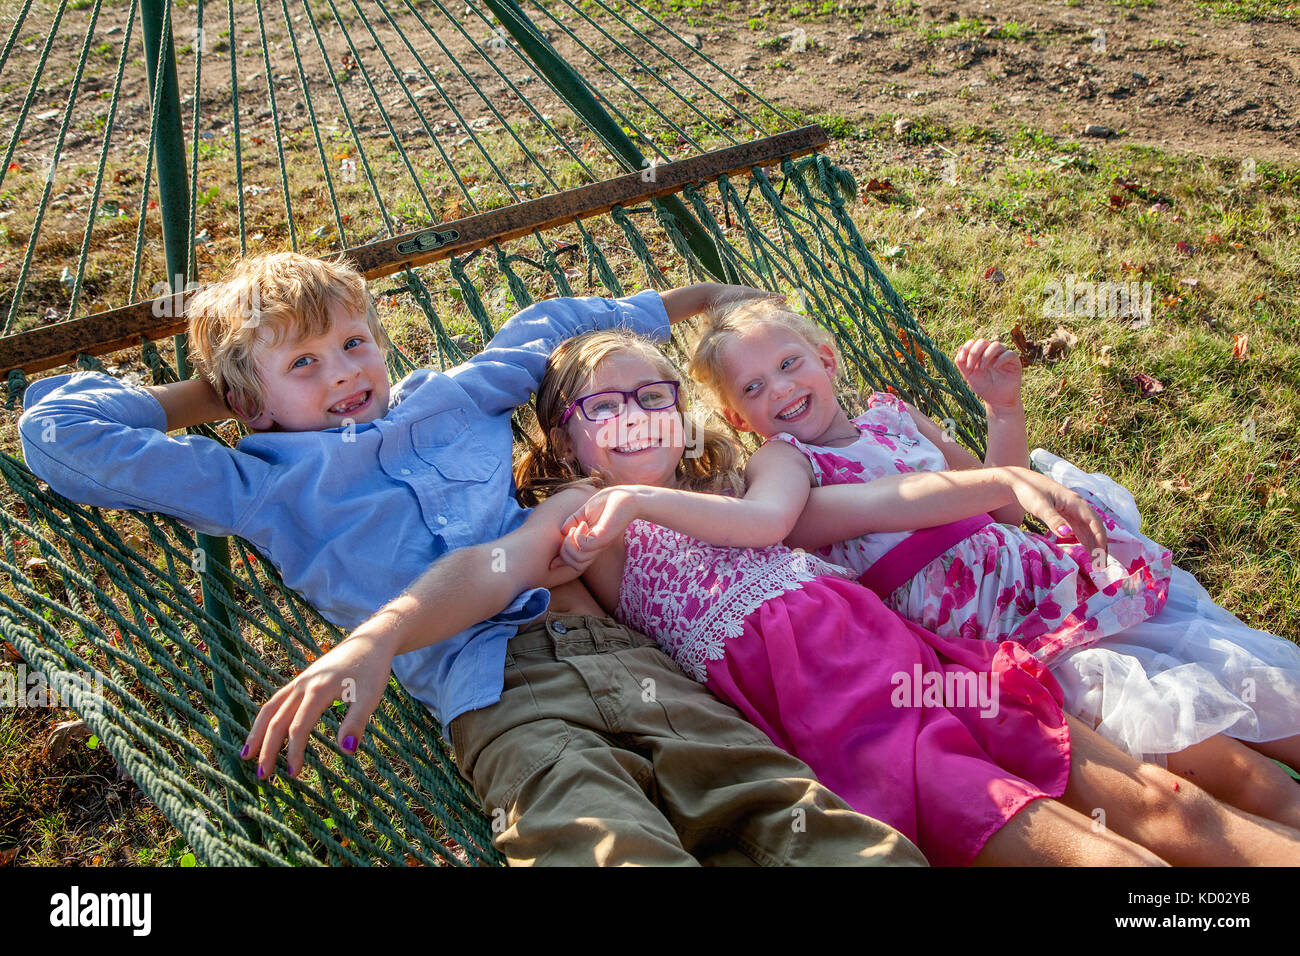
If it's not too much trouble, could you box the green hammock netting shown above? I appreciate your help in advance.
[0,0,988,865]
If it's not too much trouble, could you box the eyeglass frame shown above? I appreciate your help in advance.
[558,380,681,425]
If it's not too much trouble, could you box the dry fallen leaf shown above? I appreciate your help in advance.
[45,718,91,760]
[1058,416,1073,436]
[1043,327,1078,362]
[1098,345,1114,367]
[1132,372,1165,397]
[1231,333,1249,361]
[1010,323,1041,365]
[1159,477,1192,494]
[0,847,17,866]
[983,265,1005,283]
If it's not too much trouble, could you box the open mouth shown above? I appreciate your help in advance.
[613,440,657,454]
[328,391,371,416]
[776,396,810,421]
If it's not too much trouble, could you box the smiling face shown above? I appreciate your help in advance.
[715,322,854,445]
[245,299,390,432]
[554,349,686,488]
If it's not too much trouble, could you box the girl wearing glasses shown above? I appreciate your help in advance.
[513,328,1300,866]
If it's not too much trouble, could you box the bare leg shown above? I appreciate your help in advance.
[1165,733,1300,830]
[1242,733,1300,774]
[1062,716,1300,866]
[973,797,1166,866]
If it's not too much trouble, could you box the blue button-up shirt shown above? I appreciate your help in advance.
[18,290,669,725]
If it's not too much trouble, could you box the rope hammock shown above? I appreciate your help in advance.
[0,0,988,865]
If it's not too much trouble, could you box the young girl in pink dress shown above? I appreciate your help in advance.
[516,328,1300,865]
[687,299,1300,830]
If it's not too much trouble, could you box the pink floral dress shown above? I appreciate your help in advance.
[616,518,1071,866]
[772,392,1174,664]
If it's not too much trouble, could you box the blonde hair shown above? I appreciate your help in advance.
[688,298,841,413]
[185,252,390,418]
[514,329,745,506]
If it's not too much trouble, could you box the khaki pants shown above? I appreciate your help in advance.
[448,613,926,866]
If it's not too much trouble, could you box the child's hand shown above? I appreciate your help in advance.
[552,520,603,574]
[955,339,1022,410]
[560,486,647,556]
[242,632,396,780]
[1003,467,1109,563]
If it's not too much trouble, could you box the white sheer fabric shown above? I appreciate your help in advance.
[1033,449,1300,762]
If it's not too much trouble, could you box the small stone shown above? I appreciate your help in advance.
[894,117,914,137]
[1082,123,1113,138]
[105,25,123,36]
[1145,92,1162,104]
[828,53,843,66]
[1132,72,1148,87]
[686,33,702,50]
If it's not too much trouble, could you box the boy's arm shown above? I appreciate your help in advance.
[142,377,234,431]
[242,487,592,777]
[446,283,778,417]
[17,372,269,537]
[786,465,1108,558]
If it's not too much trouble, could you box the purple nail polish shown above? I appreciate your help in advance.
[256,764,265,780]
[240,743,250,759]
[1056,525,1071,537]
[342,735,357,753]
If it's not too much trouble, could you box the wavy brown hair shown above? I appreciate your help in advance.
[514,329,746,506]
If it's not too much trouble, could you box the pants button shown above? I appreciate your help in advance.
[551,622,568,635]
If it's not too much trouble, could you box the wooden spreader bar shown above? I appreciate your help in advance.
[1,126,828,375]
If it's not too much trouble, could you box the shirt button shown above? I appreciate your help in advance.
[552,622,568,634]
[400,467,412,476]
[437,515,448,525]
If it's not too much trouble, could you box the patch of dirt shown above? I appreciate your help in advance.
[0,704,157,865]
[733,0,1299,160]
[1,0,1296,177]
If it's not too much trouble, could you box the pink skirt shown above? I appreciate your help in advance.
[703,575,1072,866]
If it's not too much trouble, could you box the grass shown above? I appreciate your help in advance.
[1193,0,1298,19]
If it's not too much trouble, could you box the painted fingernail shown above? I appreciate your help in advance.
[1056,525,1071,536]
[240,743,250,759]
[256,764,265,780]
[343,735,357,752]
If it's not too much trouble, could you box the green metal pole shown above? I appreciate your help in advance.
[480,0,737,283]
[140,0,261,829]
[139,0,193,377]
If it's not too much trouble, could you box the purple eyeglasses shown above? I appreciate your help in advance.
[559,380,680,425]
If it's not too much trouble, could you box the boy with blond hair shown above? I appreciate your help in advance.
[20,251,924,866]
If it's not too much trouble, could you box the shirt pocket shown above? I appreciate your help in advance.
[411,408,500,482]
